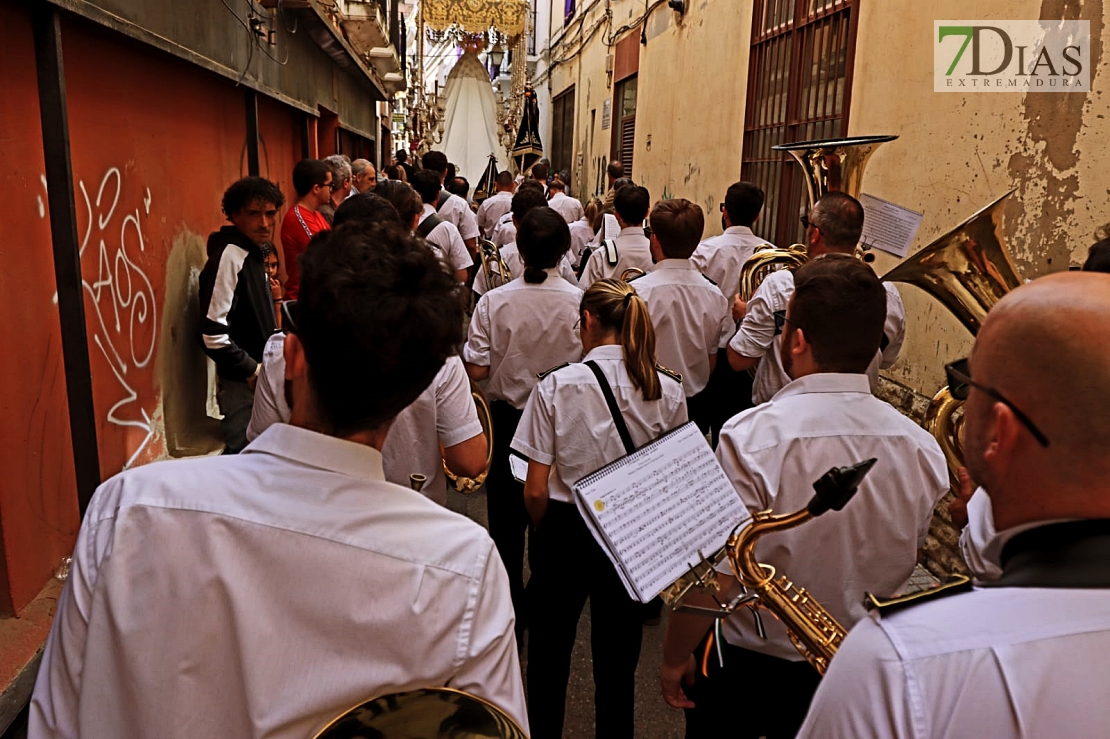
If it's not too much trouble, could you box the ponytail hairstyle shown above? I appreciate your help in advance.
[517,206,571,284]
[581,278,661,401]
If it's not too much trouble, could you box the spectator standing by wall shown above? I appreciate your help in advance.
[279,159,332,300]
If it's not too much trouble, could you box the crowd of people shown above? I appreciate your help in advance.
[25,145,1110,739]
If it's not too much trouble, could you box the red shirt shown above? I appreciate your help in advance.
[280,205,329,299]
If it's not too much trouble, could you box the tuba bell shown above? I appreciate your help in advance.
[479,238,513,291]
[314,688,526,739]
[443,380,495,494]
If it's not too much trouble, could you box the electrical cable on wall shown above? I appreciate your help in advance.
[221,0,257,85]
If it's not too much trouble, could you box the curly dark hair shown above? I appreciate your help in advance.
[221,177,285,220]
[296,222,463,434]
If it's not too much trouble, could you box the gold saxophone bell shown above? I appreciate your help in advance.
[479,238,513,291]
[662,460,877,674]
[443,380,494,494]
[314,688,527,739]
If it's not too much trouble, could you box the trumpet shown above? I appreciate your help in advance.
[479,238,512,291]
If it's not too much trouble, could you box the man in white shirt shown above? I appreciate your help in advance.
[546,178,584,224]
[29,221,527,739]
[798,272,1110,739]
[491,180,544,248]
[412,170,473,283]
[727,191,906,405]
[579,184,653,287]
[568,214,596,269]
[661,255,948,739]
[422,150,480,257]
[478,171,515,238]
[630,198,732,432]
[473,187,577,296]
[692,181,770,443]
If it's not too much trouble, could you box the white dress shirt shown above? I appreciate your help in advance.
[547,191,585,224]
[690,225,769,300]
[715,372,949,660]
[28,424,527,739]
[420,204,473,272]
[629,260,732,395]
[578,226,653,288]
[798,586,1110,739]
[568,217,596,267]
[472,242,578,296]
[247,335,482,505]
[463,271,583,409]
[729,269,906,404]
[511,344,688,503]
[437,191,480,241]
[492,212,517,247]
[478,191,514,238]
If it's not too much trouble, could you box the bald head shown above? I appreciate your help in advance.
[967,272,1110,527]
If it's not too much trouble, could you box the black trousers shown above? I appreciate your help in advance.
[683,635,821,739]
[703,348,755,447]
[487,400,529,634]
[685,387,712,436]
[527,501,644,739]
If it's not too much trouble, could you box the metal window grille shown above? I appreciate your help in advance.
[740,0,859,248]
[552,86,576,174]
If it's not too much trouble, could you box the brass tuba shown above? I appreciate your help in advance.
[315,688,526,739]
[737,135,898,299]
[662,459,877,675]
[443,381,495,494]
[881,190,1023,486]
[479,238,513,291]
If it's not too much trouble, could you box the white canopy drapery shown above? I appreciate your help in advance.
[439,51,511,189]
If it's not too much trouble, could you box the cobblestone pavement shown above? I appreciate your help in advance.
[448,488,686,738]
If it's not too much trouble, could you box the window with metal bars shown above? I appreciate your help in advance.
[612,76,637,178]
[551,86,576,177]
[740,0,859,248]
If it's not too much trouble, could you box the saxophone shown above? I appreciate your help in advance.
[662,459,876,675]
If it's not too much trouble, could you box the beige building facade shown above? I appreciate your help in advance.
[541,0,1108,401]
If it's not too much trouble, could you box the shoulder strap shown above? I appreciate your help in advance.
[417,213,443,239]
[436,189,451,212]
[576,245,593,280]
[585,360,636,455]
[293,205,315,239]
[602,238,619,266]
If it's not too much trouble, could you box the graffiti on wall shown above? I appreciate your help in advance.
[40,167,162,470]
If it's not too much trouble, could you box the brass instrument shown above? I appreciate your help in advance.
[738,243,808,301]
[662,459,877,675]
[479,238,513,291]
[620,267,646,281]
[443,380,494,494]
[315,688,526,739]
[409,473,427,492]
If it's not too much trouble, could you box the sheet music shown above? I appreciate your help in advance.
[574,422,750,602]
[858,193,924,258]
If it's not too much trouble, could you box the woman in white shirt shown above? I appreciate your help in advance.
[463,207,583,641]
[511,278,688,739]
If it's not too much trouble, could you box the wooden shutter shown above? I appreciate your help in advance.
[620,116,635,177]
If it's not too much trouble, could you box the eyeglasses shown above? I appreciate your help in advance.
[773,309,794,336]
[800,214,813,230]
[944,358,1049,447]
[719,203,726,213]
[573,315,582,330]
[281,299,298,334]
[319,181,335,191]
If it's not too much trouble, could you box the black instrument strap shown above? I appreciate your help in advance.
[585,360,636,455]
[417,213,443,239]
[436,189,452,212]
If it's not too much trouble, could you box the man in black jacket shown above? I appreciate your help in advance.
[199,177,285,453]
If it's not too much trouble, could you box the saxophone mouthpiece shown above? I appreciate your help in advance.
[807,458,877,517]
[409,473,427,492]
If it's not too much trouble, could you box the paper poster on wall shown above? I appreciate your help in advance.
[858,193,924,258]
[602,99,612,130]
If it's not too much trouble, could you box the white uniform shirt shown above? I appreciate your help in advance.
[247,335,482,505]
[629,260,732,395]
[437,191,480,241]
[492,212,517,247]
[547,191,585,224]
[28,424,527,739]
[463,271,583,409]
[477,191,514,238]
[511,344,688,503]
[690,226,769,301]
[578,226,653,288]
[568,217,596,268]
[420,204,473,272]
[798,586,1110,739]
[729,268,907,404]
[715,372,949,660]
[472,242,578,296]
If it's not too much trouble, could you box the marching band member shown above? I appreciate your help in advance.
[798,272,1110,739]
[727,191,906,405]
[463,207,584,637]
[512,278,687,739]
[421,150,480,257]
[29,222,527,738]
[477,170,516,238]
[411,171,473,283]
[578,184,653,288]
[631,198,732,433]
[662,256,947,739]
[473,187,578,296]
[546,178,585,224]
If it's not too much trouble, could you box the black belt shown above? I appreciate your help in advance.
[987,519,1110,589]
